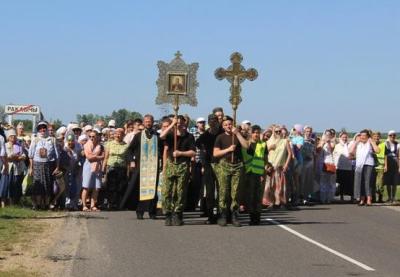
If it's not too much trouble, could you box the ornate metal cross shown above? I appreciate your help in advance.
[215,52,258,125]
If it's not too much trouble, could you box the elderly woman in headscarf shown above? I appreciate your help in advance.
[317,129,336,204]
[384,130,399,203]
[62,133,83,210]
[263,125,292,208]
[290,124,304,204]
[102,128,129,210]
[16,122,25,143]
[0,126,8,207]
[4,129,27,205]
[262,126,273,142]
[28,121,60,210]
[300,125,316,204]
[333,131,354,201]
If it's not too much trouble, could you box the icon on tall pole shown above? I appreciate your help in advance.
[156,51,199,161]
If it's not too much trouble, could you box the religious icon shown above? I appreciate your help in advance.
[168,73,187,95]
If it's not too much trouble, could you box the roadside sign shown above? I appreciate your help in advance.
[5,104,40,115]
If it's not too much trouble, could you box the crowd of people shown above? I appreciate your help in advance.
[0,107,399,227]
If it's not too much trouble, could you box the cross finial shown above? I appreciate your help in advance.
[175,51,182,59]
[214,52,258,112]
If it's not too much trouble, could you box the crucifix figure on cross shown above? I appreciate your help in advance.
[214,52,258,126]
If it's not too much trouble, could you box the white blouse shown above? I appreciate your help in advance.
[355,142,375,167]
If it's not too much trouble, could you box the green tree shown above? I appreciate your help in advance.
[76,113,105,125]
[0,105,6,123]
[11,119,33,131]
[109,109,142,127]
[76,109,142,128]
[51,119,63,130]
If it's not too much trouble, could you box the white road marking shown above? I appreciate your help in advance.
[266,218,375,272]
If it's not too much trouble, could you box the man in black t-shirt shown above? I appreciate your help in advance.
[213,116,248,227]
[196,114,224,224]
[160,115,196,226]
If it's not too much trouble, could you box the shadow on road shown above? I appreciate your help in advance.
[179,208,347,226]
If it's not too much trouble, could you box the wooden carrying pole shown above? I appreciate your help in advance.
[231,106,237,163]
[173,94,179,163]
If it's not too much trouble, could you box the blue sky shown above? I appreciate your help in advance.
[1,0,399,131]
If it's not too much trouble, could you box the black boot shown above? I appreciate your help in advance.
[164,213,172,226]
[226,210,232,224]
[231,211,241,227]
[254,211,261,225]
[205,209,217,224]
[149,213,156,220]
[136,211,144,220]
[249,213,256,225]
[172,212,184,226]
[218,210,227,227]
[378,193,383,203]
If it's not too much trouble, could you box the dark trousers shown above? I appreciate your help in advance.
[246,173,264,214]
[123,169,157,214]
[9,174,24,204]
[106,167,127,209]
[186,162,203,211]
[336,169,354,198]
[203,162,218,210]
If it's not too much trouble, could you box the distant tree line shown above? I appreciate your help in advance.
[76,109,143,127]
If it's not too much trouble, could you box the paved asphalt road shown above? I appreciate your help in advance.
[66,204,400,277]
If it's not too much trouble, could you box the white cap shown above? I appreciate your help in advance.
[6,129,16,138]
[102,127,109,134]
[242,120,251,125]
[69,123,81,130]
[196,117,206,123]
[56,126,67,135]
[388,130,396,136]
[108,119,116,128]
[78,134,88,142]
[37,121,48,128]
[83,125,93,132]
[93,127,102,134]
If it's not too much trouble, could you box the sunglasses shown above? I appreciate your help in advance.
[389,134,396,137]
[89,136,96,139]
[275,131,281,134]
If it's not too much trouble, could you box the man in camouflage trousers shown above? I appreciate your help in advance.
[213,116,249,227]
[160,115,196,226]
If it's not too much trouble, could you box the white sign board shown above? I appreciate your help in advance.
[5,104,40,115]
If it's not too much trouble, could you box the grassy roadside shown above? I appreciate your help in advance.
[0,207,65,277]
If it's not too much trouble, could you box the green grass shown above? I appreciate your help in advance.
[0,206,51,220]
[0,206,64,253]
[0,269,41,277]
[0,207,64,276]
[0,207,50,252]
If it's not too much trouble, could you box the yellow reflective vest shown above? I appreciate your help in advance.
[242,147,253,173]
[242,142,267,175]
[375,142,386,170]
